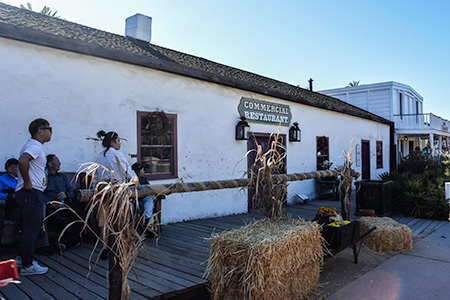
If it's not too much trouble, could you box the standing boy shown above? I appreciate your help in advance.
[16,118,52,275]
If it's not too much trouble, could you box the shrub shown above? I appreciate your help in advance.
[379,169,450,220]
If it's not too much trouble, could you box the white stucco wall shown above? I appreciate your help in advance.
[0,37,391,223]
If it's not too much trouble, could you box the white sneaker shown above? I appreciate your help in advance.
[14,256,22,268]
[20,260,48,276]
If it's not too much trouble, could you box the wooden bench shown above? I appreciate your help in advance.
[1,171,163,244]
[0,170,20,244]
[0,203,20,245]
[316,176,339,200]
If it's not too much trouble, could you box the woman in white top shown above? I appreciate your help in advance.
[95,130,135,183]
[95,130,135,260]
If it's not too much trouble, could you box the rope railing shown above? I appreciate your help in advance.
[79,169,337,200]
[78,168,337,299]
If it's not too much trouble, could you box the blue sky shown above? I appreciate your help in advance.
[4,0,450,119]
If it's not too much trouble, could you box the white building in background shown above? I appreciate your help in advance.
[320,81,450,161]
[0,3,392,223]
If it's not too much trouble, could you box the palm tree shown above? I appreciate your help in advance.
[347,81,360,87]
[20,2,60,18]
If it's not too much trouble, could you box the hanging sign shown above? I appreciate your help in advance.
[355,144,361,167]
[238,97,291,126]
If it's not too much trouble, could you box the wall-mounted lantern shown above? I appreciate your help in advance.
[404,136,408,141]
[235,116,250,140]
[289,122,301,142]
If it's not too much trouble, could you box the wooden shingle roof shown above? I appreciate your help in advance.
[0,2,391,125]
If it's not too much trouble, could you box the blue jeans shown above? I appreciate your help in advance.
[139,196,154,221]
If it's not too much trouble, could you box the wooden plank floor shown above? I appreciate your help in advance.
[1,197,447,300]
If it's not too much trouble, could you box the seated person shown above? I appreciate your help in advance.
[0,158,19,221]
[131,163,154,230]
[45,155,85,248]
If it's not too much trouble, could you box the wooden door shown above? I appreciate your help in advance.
[361,140,370,180]
[247,133,286,212]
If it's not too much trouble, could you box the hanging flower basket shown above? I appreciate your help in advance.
[144,110,169,136]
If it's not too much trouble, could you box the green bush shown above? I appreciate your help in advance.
[379,154,450,220]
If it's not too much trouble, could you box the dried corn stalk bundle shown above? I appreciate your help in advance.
[205,217,323,300]
[359,217,412,252]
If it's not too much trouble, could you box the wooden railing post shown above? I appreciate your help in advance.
[154,195,164,235]
[108,234,122,300]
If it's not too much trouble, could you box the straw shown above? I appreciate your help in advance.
[205,217,323,299]
[359,217,412,252]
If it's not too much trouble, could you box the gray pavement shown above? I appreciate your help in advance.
[325,222,450,300]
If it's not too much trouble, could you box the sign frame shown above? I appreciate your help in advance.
[238,97,292,126]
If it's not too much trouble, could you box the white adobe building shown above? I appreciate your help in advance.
[320,81,450,161]
[0,3,393,223]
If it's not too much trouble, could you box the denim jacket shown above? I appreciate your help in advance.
[44,172,75,204]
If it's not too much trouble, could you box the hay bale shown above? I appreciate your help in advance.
[205,218,323,300]
[359,217,412,252]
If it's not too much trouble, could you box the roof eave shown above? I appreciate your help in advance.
[0,22,392,126]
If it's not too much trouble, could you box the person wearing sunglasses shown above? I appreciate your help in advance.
[15,118,53,276]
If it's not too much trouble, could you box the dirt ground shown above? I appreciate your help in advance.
[307,245,396,300]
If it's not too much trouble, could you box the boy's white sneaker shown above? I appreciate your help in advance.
[20,260,48,276]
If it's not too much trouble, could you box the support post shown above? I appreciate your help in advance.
[154,195,164,235]
[445,182,450,204]
[430,133,434,156]
[108,235,122,300]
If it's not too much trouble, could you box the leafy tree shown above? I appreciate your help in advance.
[347,81,360,87]
[20,2,60,18]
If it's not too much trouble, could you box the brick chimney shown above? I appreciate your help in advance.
[125,13,152,43]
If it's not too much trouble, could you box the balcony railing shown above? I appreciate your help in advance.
[393,113,450,132]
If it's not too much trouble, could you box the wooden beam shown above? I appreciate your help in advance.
[79,170,338,201]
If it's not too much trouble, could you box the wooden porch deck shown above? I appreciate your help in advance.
[1,198,447,300]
